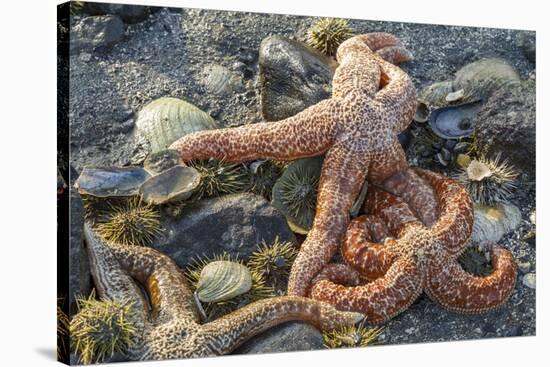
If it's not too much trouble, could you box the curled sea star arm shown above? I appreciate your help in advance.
[83,223,150,359]
[342,215,397,280]
[84,223,201,325]
[376,46,414,65]
[415,169,474,256]
[381,166,439,226]
[200,296,364,355]
[310,258,423,325]
[425,245,517,313]
[287,145,368,296]
[312,263,362,285]
[169,99,339,162]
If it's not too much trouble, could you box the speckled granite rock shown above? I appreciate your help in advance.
[81,3,152,24]
[235,322,324,354]
[475,81,536,180]
[151,193,296,268]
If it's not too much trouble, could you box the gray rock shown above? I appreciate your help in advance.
[520,33,536,63]
[474,81,536,180]
[259,35,337,121]
[151,193,296,268]
[71,15,125,54]
[82,3,152,24]
[234,322,324,355]
[522,273,536,289]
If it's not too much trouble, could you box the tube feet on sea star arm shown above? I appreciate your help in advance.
[426,243,517,314]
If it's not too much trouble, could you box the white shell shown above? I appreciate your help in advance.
[196,261,252,303]
[471,203,522,243]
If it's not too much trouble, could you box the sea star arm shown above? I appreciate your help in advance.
[374,58,417,134]
[169,99,339,162]
[333,33,410,98]
[425,245,517,313]
[310,258,423,325]
[83,223,151,359]
[200,296,364,355]
[342,214,398,280]
[287,145,369,296]
[415,169,474,256]
[84,223,201,325]
[381,165,439,226]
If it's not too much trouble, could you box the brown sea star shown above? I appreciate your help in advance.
[82,223,363,361]
[309,169,517,324]
[170,33,439,296]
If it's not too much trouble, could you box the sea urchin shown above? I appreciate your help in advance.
[95,197,162,246]
[248,238,298,291]
[307,18,353,57]
[188,158,250,200]
[453,153,518,204]
[70,293,136,365]
[322,323,383,349]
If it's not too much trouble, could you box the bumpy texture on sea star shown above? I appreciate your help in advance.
[83,223,363,361]
[170,33,439,296]
[309,169,517,324]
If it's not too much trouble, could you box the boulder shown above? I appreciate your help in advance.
[259,35,337,122]
[474,81,535,180]
[70,15,125,54]
[151,193,296,268]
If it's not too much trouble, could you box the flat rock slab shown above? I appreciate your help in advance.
[70,15,125,54]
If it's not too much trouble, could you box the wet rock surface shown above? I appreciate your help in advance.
[151,193,296,269]
[68,6,536,349]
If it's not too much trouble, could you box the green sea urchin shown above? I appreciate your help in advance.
[188,159,250,200]
[307,18,353,57]
[272,157,322,232]
[322,323,383,349]
[248,238,298,292]
[453,153,518,204]
[95,197,162,246]
[185,253,275,321]
[70,293,136,365]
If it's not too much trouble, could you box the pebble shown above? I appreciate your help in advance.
[522,273,536,289]
[405,327,416,334]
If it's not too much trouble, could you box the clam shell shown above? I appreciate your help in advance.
[454,58,521,102]
[139,165,201,205]
[74,167,151,197]
[201,64,243,96]
[143,149,184,175]
[135,97,220,153]
[413,102,430,123]
[472,203,522,244]
[418,81,454,107]
[196,260,252,303]
[428,101,482,139]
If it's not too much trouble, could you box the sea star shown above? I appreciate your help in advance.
[170,33,439,296]
[82,223,363,361]
[309,169,517,324]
